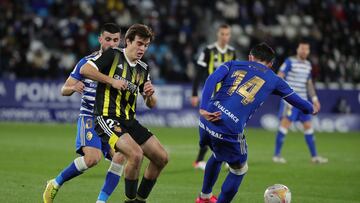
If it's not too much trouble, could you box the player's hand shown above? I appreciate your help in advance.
[111,79,127,90]
[199,109,222,122]
[312,103,320,115]
[191,96,199,107]
[72,81,85,94]
[143,81,155,97]
[313,100,321,112]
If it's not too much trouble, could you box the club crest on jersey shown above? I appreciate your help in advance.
[136,73,142,84]
[85,119,92,129]
[113,125,122,133]
[86,131,93,140]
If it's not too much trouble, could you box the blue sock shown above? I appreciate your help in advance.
[97,171,121,201]
[274,127,287,156]
[305,130,317,157]
[201,154,222,194]
[217,172,245,203]
[55,160,84,186]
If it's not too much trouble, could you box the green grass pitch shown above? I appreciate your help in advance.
[0,122,359,203]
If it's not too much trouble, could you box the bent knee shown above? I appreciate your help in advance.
[229,162,248,175]
[129,150,143,164]
[84,152,102,167]
[158,152,169,168]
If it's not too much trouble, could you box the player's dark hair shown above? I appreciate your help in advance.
[249,43,275,63]
[100,23,121,34]
[218,23,231,30]
[298,38,310,46]
[125,24,154,43]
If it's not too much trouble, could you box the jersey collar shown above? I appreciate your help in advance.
[215,42,229,54]
[123,48,137,67]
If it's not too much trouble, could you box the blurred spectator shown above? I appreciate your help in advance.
[0,0,359,86]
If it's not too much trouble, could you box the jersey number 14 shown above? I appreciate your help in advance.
[227,70,265,105]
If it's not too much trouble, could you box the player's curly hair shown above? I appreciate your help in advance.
[125,24,154,43]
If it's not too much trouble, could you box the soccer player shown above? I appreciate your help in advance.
[272,41,328,164]
[81,24,168,203]
[192,24,236,170]
[195,43,318,203]
[43,23,127,203]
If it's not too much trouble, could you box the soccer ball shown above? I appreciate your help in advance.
[264,184,291,203]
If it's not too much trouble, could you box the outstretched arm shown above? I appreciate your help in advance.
[283,93,315,114]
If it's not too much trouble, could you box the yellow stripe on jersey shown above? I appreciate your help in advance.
[103,53,120,116]
[124,67,137,120]
[209,51,214,75]
[115,63,128,117]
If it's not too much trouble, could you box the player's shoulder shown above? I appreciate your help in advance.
[137,59,148,70]
[206,43,216,50]
[227,45,235,51]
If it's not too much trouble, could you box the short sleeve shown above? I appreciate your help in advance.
[88,48,116,74]
[70,58,87,81]
[197,48,209,68]
[279,58,292,75]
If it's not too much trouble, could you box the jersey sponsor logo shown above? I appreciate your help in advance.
[213,101,239,123]
[199,120,223,139]
[86,131,93,141]
[113,75,139,94]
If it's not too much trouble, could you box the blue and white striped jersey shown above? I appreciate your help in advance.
[279,57,312,100]
[70,51,102,117]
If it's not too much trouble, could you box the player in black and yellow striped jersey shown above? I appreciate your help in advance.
[191,24,237,170]
[81,24,168,203]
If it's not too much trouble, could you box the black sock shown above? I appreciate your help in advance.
[137,176,157,200]
[125,178,138,200]
[196,146,208,162]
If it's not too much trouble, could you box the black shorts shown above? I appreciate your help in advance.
[95,116,153,145]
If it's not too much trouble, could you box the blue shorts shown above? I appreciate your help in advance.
[199,122,247,165]
[278,100,311,122]
[75,115,111,160]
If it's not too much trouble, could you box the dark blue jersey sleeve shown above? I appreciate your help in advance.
[200,62,230,110]
[272,77,294,97]
[284,93,313,114]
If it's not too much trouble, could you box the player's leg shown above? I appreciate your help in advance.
[136,136,168,202]
[115,133,144,203]
[217,136,248,203]
[97,149,126,203]
[43,116,102,203]
[217,162,248,203]
[196,127,221,203]
[193,146,208,170]
[273,117,291,163]
[95,116,144,203]
[196,154,222,203]
[302,119,328,164]
[273,103,294,163]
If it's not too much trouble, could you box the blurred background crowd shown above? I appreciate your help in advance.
[1,0,359,86]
